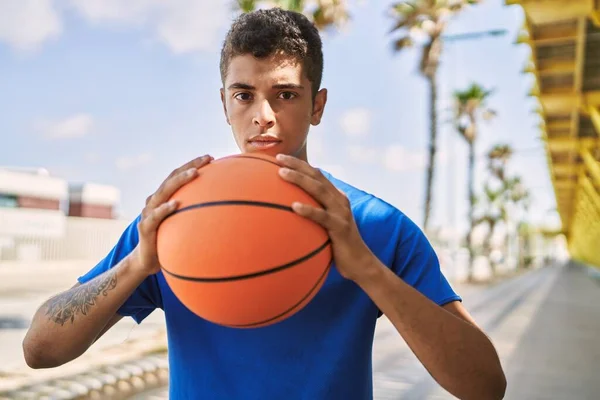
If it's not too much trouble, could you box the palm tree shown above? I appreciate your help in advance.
[509,178,532,267]
[476,144,516,277]
[453,83,495,282]
[474,183,505,276]
[235,0,349,30]
[487,144,512,181]
[388,0,480,232]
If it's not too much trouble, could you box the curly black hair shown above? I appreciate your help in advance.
[220,8,324,97]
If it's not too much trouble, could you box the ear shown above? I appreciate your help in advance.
[220,88,231,125]
[310,88,328,126]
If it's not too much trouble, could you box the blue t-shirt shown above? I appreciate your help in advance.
[78,170,461,399]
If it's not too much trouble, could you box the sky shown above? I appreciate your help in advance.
[0,0,560,235]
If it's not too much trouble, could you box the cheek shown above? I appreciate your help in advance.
[226,104,247,127]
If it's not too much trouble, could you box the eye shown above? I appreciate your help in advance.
[278,91,297,100]
[234,92,252,101]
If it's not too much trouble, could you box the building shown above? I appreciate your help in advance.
[0,167,125,262]
[506,0,600,268]
[0,167,120,218]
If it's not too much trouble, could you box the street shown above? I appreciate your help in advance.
[2,262,599,399]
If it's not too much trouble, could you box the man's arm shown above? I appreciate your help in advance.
[357,260,507,400]
[22,254,146,369]
[22,155,212,370]
[272,155,506,399]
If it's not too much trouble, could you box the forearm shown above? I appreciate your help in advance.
[23,254,147,368]
[356,260,505,400]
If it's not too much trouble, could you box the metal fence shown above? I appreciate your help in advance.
[0,208,129,262]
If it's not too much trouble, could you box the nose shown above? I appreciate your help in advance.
[253,99,275,129]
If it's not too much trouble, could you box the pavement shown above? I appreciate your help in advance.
[1,261,599,399]
[0,260,169,398]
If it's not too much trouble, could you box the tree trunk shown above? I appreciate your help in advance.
[423,72,438,232]
[484,220,496,276]
[466,140,476,282]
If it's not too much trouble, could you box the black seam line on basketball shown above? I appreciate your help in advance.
[166,200,294,221]
[161,239,331,282]
[227,258,333,328]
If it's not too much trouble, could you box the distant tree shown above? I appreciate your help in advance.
[389,0,481,231]
[235,0,349,30]
[453,83,495,282]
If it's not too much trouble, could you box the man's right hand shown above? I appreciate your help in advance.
[132,154,214,276]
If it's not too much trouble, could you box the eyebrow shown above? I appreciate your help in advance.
[227,82,305,90]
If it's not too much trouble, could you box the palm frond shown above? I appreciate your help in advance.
[392,36,415,51]
[237,0,258,13]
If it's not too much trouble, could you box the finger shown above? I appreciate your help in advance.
[279,168,334,208]
[275,154,321,180]
[149,155,212,207]
[168,154,213,179]
[139,200,179,236]
[147,166,199,209]
[291,202,336,230]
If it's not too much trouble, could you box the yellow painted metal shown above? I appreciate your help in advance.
[547,137,598,151]
[581,148,600,189]
[592,12,600,27]
[589,106,600,135]
[506,0,600,268]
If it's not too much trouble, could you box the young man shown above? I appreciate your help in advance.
[23,8,506,400]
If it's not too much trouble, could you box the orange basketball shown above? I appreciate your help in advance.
[156,153,332,328]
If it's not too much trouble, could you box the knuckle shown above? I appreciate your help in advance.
[138,220,149,235]
[316,182,327,196]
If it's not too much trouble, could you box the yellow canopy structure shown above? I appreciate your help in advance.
[506,0,600,267]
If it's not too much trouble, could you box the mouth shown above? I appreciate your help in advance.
[247,135,282,149]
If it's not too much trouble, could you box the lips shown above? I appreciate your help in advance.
[247,135,282,151]
[247,135,281,143]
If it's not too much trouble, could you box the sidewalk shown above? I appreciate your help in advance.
[0,260,168,397]
[5,261,598,399]
[503,262,600,399]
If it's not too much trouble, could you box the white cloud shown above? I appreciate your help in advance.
[383,145,427,172]
[0,1,229,55]
[38,113,94,139]
[346,144,378,163]
[116,153,153,171]
[67,0,159,25]
[319,164,346,180]
[339,108,372,137]
[0,0,62,52]
[155,0,228,54]
[85,152,101,163]
[68,0,229,54]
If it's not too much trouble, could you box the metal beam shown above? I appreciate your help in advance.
[536,60,576,76]
[547,137,599,153]
[581,148,600,188]
[552,163,581,176]
[592,12,600,27]
[588,106,600,136]
[580,176,600,213]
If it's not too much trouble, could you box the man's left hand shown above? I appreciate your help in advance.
[276,153,377,282]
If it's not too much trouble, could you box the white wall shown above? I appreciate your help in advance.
[0,168,68,201]
[0,208,129,262]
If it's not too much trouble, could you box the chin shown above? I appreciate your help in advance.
[244,143,284,158]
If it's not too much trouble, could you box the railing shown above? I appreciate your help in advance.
[0,208,129,262]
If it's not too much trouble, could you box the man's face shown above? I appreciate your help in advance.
[220,53,327,161]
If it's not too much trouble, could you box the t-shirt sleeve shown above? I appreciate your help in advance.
[77,215,163,324]
[390,212,461,307]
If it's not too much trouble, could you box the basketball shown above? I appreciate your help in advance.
[156,153,333,328]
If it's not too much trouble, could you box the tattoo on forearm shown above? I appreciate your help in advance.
[45,270,118,326]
